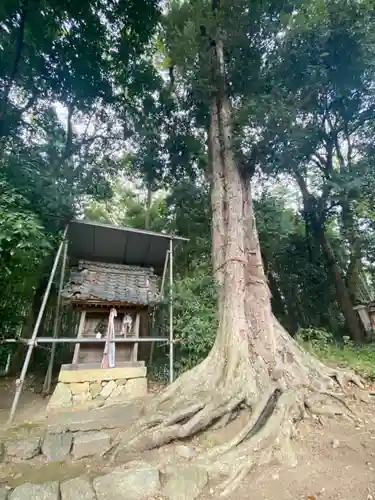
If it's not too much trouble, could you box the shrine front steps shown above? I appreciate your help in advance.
[0,402,142,467]
[0,401,209,500]
[46,362,147,414]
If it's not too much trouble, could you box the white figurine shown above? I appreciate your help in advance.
[121,314,133,337]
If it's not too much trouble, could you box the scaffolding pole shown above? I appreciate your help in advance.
[34,337,167,344]
[43,239,67,394]
[148,248,170,367]
[7,226,68,425]
[160,249,170,298]
[0,337,169,345]
[169,238,174,384]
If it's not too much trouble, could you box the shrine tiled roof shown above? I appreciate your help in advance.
[61,260,159,306]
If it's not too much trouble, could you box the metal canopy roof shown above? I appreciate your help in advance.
[67,220,188,273]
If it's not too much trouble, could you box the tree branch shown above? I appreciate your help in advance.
[294,170,311,204]
[312,152,326,167]
[343,119,353,170]
[63,102,74,160]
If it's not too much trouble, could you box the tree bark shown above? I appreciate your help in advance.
[318,230,363,341]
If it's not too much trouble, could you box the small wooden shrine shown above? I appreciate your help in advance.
[61,260,159,366]
[9,219,187,422]
[46,260,160,412]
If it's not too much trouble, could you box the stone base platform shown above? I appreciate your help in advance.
[46,362,147,413]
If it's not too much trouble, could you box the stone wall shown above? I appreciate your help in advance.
[46,364,147,413]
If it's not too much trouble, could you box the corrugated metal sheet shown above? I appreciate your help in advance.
[61,260,160,306]
[67,219,188,273]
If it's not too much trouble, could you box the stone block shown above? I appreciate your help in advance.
[10,482,59,500]
[0,487,8,500]
[42,432,72,461]
[122,377,147,399]
[100,380,117,399]
[72,392,92,406]
[46,383,72,412]
[60,476,96,500]
[162,466,208,500]
[116,379,127,385]
[107,384,125,401]
[89,382,101,398]
[94,396,105,407]
[72,432,111,459]
[6,437,41,460]
[59,366,146,384]
[70,383,89,394]
[93,462,160,500]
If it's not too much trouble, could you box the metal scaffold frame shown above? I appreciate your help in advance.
[6,220,188,424]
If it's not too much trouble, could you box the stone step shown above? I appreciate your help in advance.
[0,457,209,500]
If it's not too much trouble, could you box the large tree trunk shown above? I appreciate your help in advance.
[144,185,153,230]
[318,229,364,342]
[263,254,294,332]
[113,33,363,499]
[341,200,363,304]
[294,173,363,342]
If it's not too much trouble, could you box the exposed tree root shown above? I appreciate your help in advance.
[204,391,298,496]
[111,342,366,496]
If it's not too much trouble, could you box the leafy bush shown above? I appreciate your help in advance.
[151,266,217,378]
[297,327,375,381]
[173,271,217,374]
[295,327,334,346]
[0,344,13,372]
[0,178,51,338]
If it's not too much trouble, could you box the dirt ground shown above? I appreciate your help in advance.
[144,394,375,500]
[0,376,46,426]
[0,377,375,499]
[209,401,375,500]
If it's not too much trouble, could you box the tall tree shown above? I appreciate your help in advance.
[114,1,364,495]
[0,0,161,341]
[245,0,375,340]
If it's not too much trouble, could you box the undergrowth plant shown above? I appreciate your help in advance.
[297,327,375,382]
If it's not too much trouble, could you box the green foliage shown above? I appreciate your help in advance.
[0,0,161,345]
[252,0,375,312]
[0,178,51,337]
[0,344,12,371]
[2,0,375,379]
[300,336,375,382]
[0,181,50,263]
[172,268,217,374]
[165,181,211,274]
[85,181,168,232]
[150,266,217,379]
[255,194,343,333]
[295,327,334,346]
[0,0,161,232]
